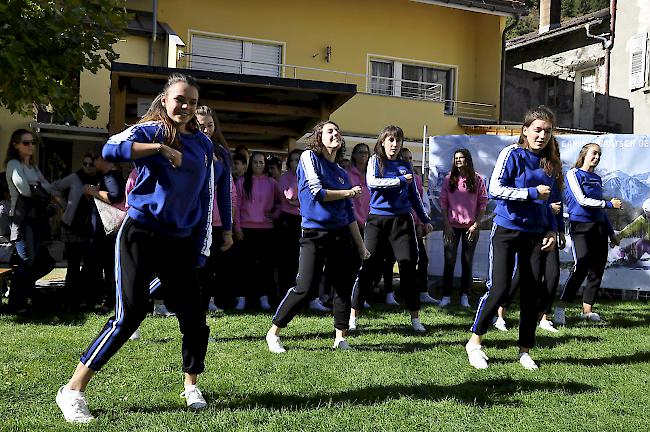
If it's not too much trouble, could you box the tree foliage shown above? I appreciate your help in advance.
[0,0,129,121]
[507,0,610,39]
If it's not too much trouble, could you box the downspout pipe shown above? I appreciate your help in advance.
[149,0,158,66]
[499,13,521,123]
[604,0,617,126]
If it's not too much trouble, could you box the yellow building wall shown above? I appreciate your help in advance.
[79,36,152,129]
[156,0,503,138]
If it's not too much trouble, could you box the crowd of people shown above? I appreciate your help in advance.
[0,74,630,423]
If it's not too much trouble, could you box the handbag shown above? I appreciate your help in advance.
[94,198,126,235]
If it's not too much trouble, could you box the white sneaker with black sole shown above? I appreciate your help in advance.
[259,296,271,311]
[309,298,329,312]
[348,316,357,331]
[438,296,451,308]
[385,292,399,306]
[181,385,207,410]
[538,318,559,333]
[420,292,439,304]
[153,303,175,317]
[56,386,95,423]
[580,312,603,322]
[518,352,539,370]
[266,334,286,353]
[333,338,352,350]
[466,342,489,369]
[411,318,426,332]
[493,317,508,332]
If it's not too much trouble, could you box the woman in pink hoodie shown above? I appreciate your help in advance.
[235,152,282,310]
[439,148,488,309]
[347,143,371,231]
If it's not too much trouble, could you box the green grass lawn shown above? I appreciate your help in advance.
[0,301,648,431]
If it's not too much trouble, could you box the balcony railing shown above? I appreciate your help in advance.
[182,53,496,120]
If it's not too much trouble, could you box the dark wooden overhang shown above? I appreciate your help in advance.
[109,62,356,151]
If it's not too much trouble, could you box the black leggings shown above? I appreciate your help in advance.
[505,246,560,315]
[273,226,360,330]
[80,217,209,374]
[471,225,545,349]
[560,221,609,306]
[351,214,420,312]
[442,227,479,296]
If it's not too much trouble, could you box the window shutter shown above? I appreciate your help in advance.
[630,33,648,90]
[247,43,281,77]
[190,36,243,73]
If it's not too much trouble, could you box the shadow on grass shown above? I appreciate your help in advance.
[103,378,597,416]
[542,350,650,367]
[1,310,95,326]
[213,378,597,410]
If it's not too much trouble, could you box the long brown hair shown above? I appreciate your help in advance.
[139,73,200,149]
[448,148,477,193]
[373,125,404,175]
[518,105,563,191]
[5,129,35,166]
[573,143,601,169]
[305,120,345,159]
[196,105,230,164]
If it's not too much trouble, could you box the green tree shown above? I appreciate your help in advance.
[0,0,129,121]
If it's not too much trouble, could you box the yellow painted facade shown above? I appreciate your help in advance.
[0,0,506,166]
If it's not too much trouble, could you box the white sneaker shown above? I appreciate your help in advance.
[420,292,439,304]
[554,306,566,326]
[259,296,271,311]
[493,317,508,332]
[309,298,329,312]
[459,294,471,308]
[181,385,207,410]
[580,312,603,322]
[266,334,286,353]
[333,338,352,350]
[56,386,95,423]
[348,315,357,331]
[466,342,489,369]
[129,328,141,340]
[234,297,246,311]
[363,301,371,308]
[411,317,426,332]
[519,352,539,370]
[385,292,399,306]
[153,303,175,317]
[207,297,222,312]
[438,296,451,308]
[539,318,559,333]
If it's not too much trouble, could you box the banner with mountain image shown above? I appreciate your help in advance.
[426,134,650,291]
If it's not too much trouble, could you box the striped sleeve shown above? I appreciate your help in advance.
[565,168,607,208]
[489,145,532,201]
[196,160,214,268]
[102,121,162,162]
[300,151,326,201]
[215,159,233,232]
[366,155,404,188]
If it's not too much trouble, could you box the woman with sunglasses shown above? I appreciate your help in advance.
[4,129,57,313]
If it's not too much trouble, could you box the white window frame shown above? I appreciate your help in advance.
[367,54,457,112]
[187,30,286,77]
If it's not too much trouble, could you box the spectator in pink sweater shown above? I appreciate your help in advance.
[439,148,488,309]
[235,152,282,311]
[347,143,371,231]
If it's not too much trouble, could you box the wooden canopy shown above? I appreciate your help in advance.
[109,62,357,151]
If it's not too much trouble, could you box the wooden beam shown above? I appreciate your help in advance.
[220,123,299,136]
[109,75,127,135]
[201,100,321,118]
